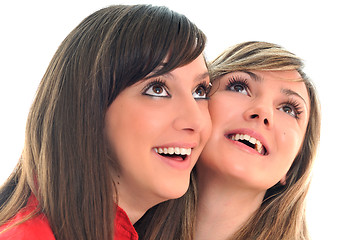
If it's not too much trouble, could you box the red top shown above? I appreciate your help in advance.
[0,195,138,240]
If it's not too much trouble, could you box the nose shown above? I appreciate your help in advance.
[172,97,207,133]
[244,101,273,128]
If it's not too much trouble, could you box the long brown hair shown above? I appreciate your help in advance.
[137,41,321,240]
[0,4,206,240]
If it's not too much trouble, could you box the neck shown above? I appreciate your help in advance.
[115,191,150,224]
[195,170,265,240]
[112,173,162,225]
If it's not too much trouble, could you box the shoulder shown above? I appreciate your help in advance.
[0,196,55,240]
[0,214,55,240]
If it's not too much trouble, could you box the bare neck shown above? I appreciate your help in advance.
[112,173,161,225]
[195,172,265,240]
[116,192,149,224]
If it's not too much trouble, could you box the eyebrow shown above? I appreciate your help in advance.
[244,71,262,82]
[281,88,307,105]
[196,72,211,82]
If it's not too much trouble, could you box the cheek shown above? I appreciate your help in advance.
[278,127,304,164]
[275,113,307,157]
[105,102,164,157]
[198,103,212,145]
[129,99,172,128]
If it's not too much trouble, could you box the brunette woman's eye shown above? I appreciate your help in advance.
[193,82,210,99]
[226,77,250,96]
[142,80,170,97]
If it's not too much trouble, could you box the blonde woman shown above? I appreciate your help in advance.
[136,41,321,240]
[0,5,211,240]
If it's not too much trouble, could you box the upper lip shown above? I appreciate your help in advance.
[225,128,269,155]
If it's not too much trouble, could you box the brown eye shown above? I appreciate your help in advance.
[283,106,293,114]
[278,101,302,119]
[143,80,169,97]
[193,86,205,98]
[192,84,208,99]
[152,85,163,94]
[279,105,297,118]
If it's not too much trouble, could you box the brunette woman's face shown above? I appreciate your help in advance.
[198,70,310,191]
[105,55,211,204]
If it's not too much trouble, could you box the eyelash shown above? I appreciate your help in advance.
[281,99,303,119]
[226,76,250,95]
[142,79,211,99]
[142,79,169,97]
[226,76,303,119]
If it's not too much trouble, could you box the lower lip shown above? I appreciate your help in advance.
[153,150,192,170]
[226,137,264,156]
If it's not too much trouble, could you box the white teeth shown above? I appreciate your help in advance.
[168,147,174,154]
[229,133,266,155]
[180,148,188,155]
[154,147,192,156]
[174,147,180,154]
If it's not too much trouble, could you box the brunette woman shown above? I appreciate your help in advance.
[0,5,211,240]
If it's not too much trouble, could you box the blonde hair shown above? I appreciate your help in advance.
[136,41,321,240]
[211,41,321,240]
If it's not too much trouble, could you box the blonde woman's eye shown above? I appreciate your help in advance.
[280,106,295,116]
[278,100,303,119]
[142,80,170,97]
[193,83,210,99]
[226,77,250,96]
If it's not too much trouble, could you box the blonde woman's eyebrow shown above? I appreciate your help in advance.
[281,88,307,105]
[244,71,262,82]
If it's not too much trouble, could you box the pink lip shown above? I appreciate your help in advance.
[225,128,270,156]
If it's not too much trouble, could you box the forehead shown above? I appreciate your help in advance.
[252,70,303,82]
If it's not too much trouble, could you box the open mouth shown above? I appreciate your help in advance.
[153,147,191,160]
[227,133,268,156]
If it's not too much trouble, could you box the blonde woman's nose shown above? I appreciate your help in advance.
[244,102,273,128]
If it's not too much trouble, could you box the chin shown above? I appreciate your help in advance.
[158,179,190,201]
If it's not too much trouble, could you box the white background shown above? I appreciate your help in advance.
[0,1,360,239]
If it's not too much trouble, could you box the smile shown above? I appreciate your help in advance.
[153,147,192,160]
[227,133,268,156]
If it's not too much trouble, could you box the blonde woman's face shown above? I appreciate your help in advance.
[104,55,211,206]
[198,70,310,191]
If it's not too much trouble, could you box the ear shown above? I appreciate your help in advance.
[280,175,287,185]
